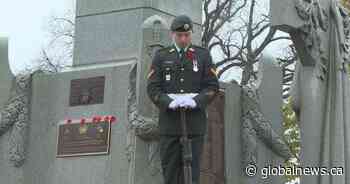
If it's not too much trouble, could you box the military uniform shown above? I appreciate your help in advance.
[146,15,219,184]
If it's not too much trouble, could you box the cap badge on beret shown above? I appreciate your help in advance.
[184,24,189,30]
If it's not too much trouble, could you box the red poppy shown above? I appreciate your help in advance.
[93,116,102,123]
[186,50,194,61]
[80,118,86,125]
[110,116,117,123]
[66,119,72,124]
[96,116,102,122]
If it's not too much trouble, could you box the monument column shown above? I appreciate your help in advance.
[73,0,202,66]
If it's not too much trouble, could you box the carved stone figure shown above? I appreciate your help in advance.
[0,74,32,167]
[271,0,350,183]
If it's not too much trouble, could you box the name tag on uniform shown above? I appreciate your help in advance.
[166,74,171,81]
[164,60,174,64]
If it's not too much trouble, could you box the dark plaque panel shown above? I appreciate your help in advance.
[56,121,111,157]
[69,76,105,106]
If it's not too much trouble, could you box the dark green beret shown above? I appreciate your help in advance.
[170,15,193,32]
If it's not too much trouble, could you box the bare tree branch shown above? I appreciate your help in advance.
[25,9,75,74]
[202,0,292,85]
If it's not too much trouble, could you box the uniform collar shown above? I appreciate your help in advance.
[173,42,192,53]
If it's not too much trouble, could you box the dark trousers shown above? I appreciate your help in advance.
[159,134,205,184]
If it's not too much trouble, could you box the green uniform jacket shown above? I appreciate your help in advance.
[146,43,219,135]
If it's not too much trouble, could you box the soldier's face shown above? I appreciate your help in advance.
[172,31,192,48]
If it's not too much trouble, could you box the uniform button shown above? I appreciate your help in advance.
[181,68,184,71]
[180,89,184,93]
[180,78,184,82]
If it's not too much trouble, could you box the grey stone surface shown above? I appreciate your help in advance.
[0,37,24,184]
[0,0,302,184]
[258,55,283,133]
[20,61,134,184]
[73,1,202,66]
[0,0,205,183]
[0,37,14,107]
[1,0,205,183]
[220,82,243,184]
[235,54,293,184]
[76,0,202,24]
[124,16,170,184]
[0,74,32,167]
[0,60,135,184]
[272,0,350,183]
[256,55,285,184]
[0,137,24,184]
[137,15,171,121]
[270,0,304,32]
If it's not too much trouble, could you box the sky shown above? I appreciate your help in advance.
[0,0,75,74]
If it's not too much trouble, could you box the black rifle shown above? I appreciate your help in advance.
[180,107,192,184]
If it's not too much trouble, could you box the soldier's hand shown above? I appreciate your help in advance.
[168,100,177,110]
[179,97,197,109]
[168,98,182,110]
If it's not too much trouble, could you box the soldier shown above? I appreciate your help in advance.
[146,15,219,184]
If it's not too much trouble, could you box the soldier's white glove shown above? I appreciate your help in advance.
[168,98,182,110]
[179,96,197,108]
[167,93,199,109]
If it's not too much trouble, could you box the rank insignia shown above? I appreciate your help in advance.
[205,90,215,96]
[147,68,155,79]
[210,67,218,77]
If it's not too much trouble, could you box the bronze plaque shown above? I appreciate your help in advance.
[69,76,105,106]
[56,121,111,157]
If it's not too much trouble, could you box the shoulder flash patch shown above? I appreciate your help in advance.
[156,46,172,54]
[210,67,218,77]
[147,67,155,79]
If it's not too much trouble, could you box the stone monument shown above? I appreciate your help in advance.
[271,0,350,183]
[0,1,297,184]
[239,55,293,184]
[0,1,204,184]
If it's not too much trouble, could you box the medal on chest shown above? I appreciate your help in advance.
[187,47,198,72]
[165,74,171,81]
[193,59,199,72]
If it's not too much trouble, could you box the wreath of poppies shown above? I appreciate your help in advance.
[65,115,117,125]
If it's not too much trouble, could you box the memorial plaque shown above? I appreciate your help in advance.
[69,76,105,106]
[56,121,111,157]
